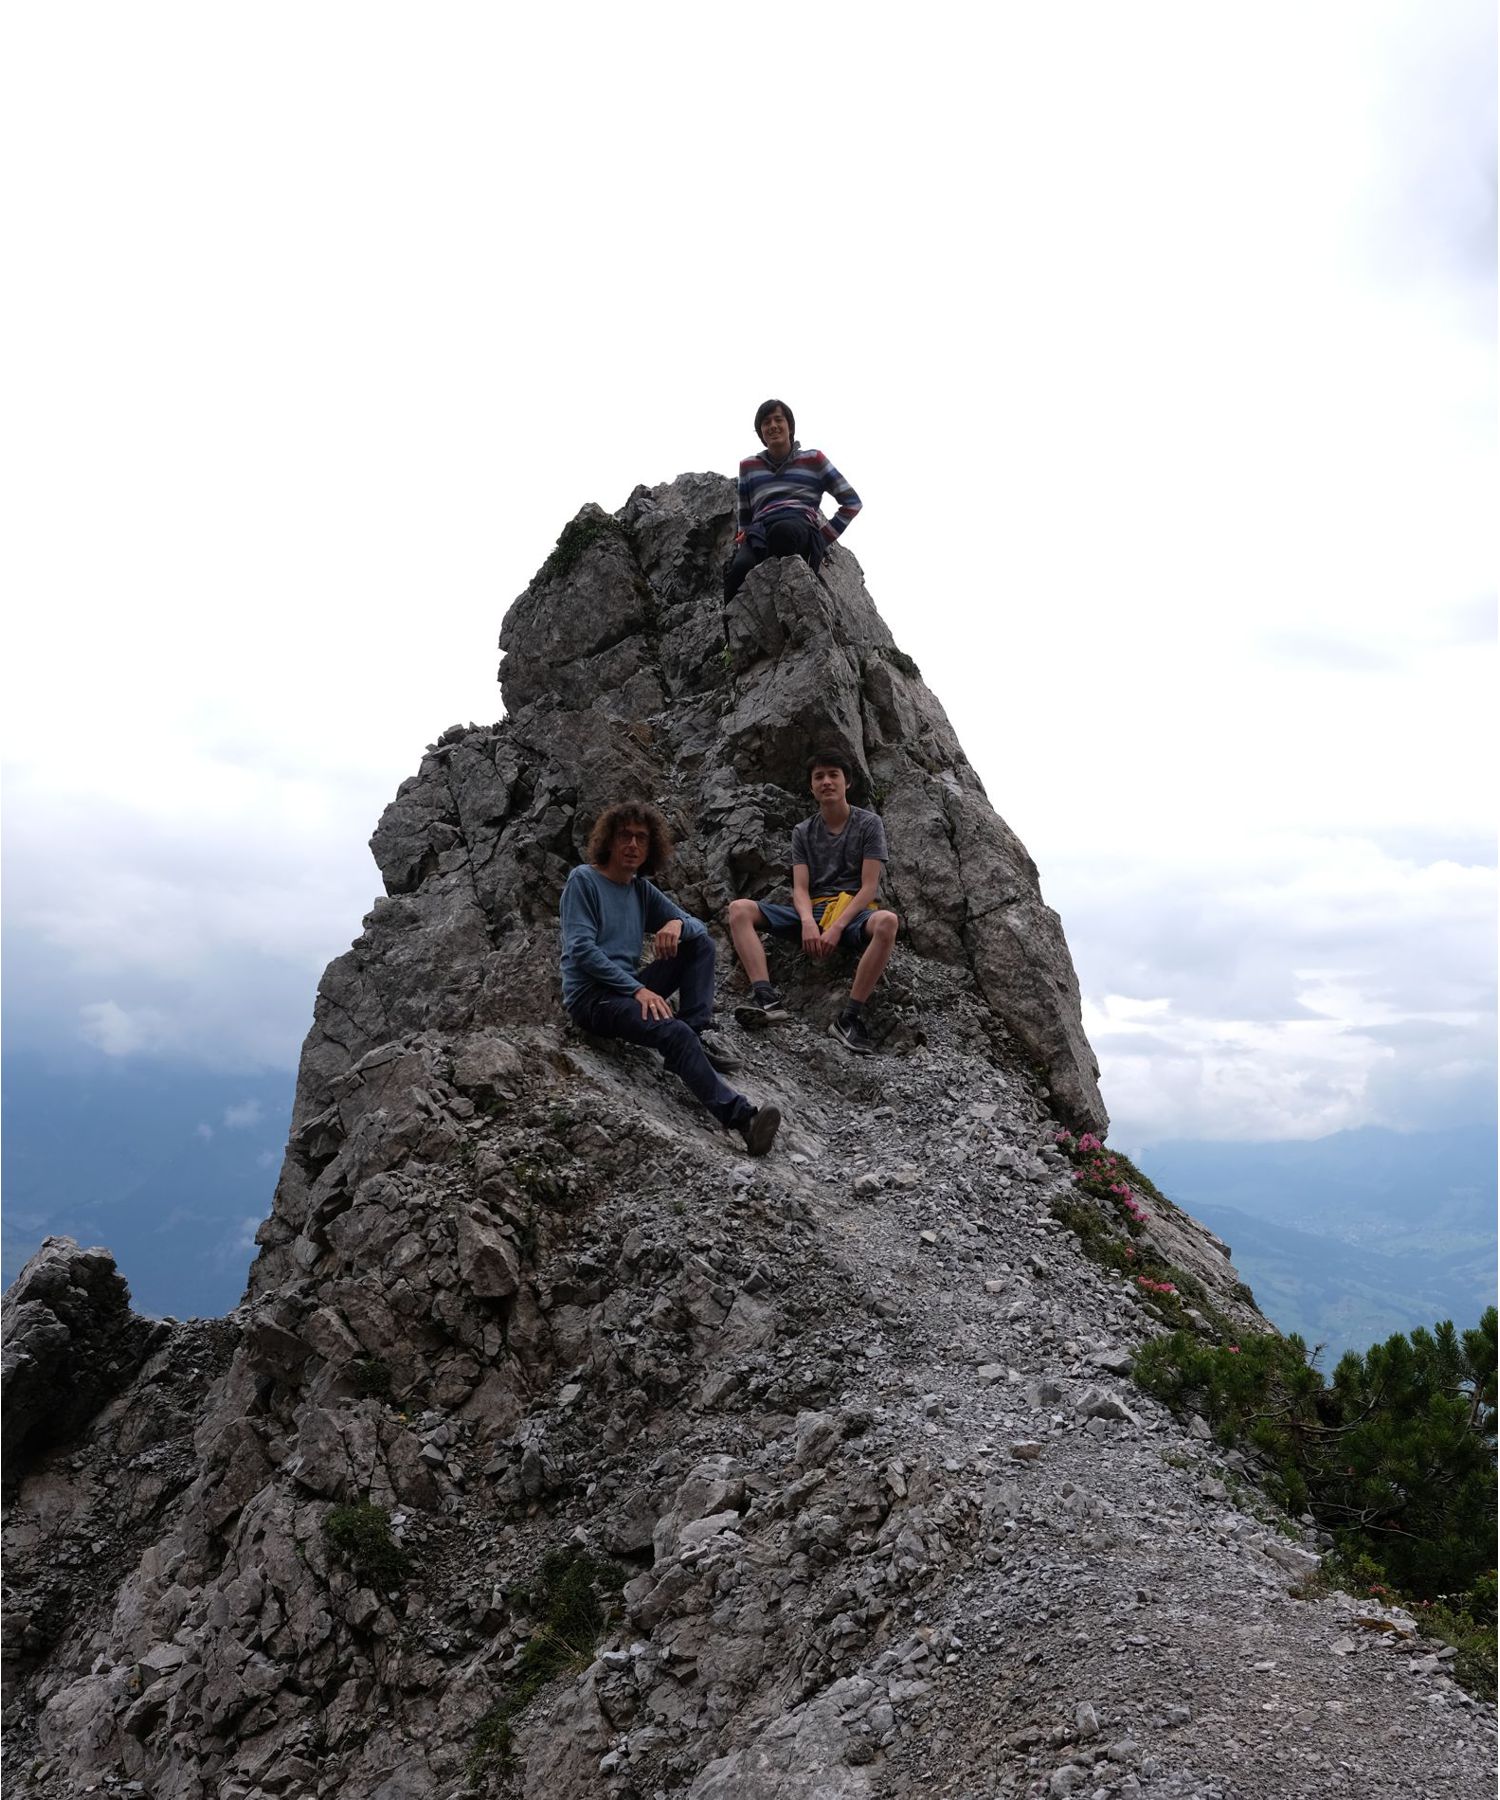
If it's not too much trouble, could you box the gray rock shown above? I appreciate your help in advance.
[1,1237,158,1485]
[1257,1537,1322,1583]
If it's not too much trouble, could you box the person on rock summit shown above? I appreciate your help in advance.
[560,801,782,1155]
[724,398,862,600]
[727,750,899,1054]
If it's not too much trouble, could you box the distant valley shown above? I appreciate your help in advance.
[1136,1125,1497,1366]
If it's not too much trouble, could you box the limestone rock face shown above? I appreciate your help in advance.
[497,476,1105,1133]
[4,479,1492,1800]
[285,472,1102,1226]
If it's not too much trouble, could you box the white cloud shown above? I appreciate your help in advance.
[222,1100,264,1131]
[1064,832,1496,1142]
[78,1000,168,1058]
[195,1122,214,1142]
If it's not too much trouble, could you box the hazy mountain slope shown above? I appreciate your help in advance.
[1138,1126,1497,1364]
[1,1054,292,1316]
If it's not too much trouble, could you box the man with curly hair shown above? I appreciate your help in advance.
[561,801,782,1156]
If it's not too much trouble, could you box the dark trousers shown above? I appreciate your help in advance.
[568,932,747,1127]
[724,515,826,599]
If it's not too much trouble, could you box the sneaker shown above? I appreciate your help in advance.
[734,994,792,1030]
[697,1027,741,1074]
[828,1014,873,1055]
[739,1105,782,1156]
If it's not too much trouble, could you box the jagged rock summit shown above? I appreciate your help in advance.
[372,470,1104,1138]
[3,477,1493,1799]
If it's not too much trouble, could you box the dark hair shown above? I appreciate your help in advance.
[586,801,674,876]
[754,398,795,443]
[806,748,853,782]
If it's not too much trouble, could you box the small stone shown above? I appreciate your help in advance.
[557,1383,582,1407]
[853,1173,883,1198]
[919,1230,939,1246]
[1330,1637,1356,1656]
[1075,1385,1139,1424]
[977,1364,1006,1384]
[1075,1702,1100,1739]
[1010,1441,1044,1462]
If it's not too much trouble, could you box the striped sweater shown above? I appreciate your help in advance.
[736,441,863,544]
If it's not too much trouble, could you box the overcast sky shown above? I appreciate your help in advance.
[3,2,1495,1151]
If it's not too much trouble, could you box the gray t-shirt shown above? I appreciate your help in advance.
[791,805,888,896]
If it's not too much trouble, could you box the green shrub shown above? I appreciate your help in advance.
[351,1358,392,1400]
[1133,1311,1497,1695]
[323,1503,409,1589]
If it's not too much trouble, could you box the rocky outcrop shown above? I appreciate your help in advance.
[2,480,1492,1799]
[1,1236,162,1485]
[308,473,1103,1164]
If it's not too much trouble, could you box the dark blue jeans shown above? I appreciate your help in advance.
[724,515,826,599]
[568,932,748,1127]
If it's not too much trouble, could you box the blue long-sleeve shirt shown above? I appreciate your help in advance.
[559,863,705,1009]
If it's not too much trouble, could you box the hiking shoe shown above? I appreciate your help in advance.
[828,1014,873,1055]
[697,1027,741,1074]
[734,995,792,1030]
[739,1105,782,1156]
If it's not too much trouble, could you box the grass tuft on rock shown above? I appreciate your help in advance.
[533,513,631,586]
[468,1546,625,1780]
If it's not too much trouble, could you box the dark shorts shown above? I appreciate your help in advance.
[756,898,875,950]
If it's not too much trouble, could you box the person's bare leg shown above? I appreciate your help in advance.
[727,898,771,986]
[849,912,898,1004]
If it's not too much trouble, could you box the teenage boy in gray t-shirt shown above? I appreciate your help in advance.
[726,749,900,1054]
